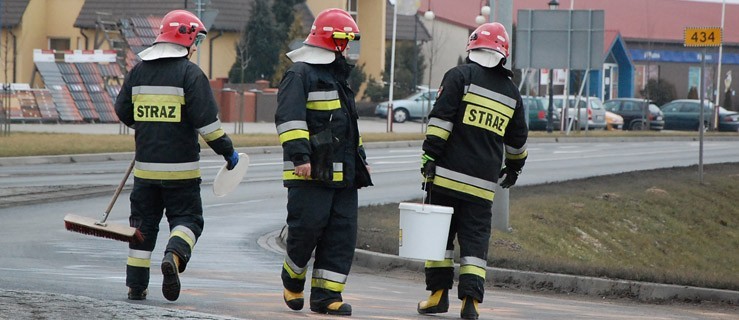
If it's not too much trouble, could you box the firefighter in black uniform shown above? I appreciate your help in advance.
[114,10,238,302]
[416,22,528,320]
[275,8,372,317]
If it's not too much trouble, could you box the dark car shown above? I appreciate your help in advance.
[603,98,664,131]
[523,96,559,131]
[660,99,739,132]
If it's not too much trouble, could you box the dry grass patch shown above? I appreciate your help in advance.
[357,163,739,291]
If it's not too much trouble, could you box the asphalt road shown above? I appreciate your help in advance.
[1,121,738,319]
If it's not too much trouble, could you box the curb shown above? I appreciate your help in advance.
[352,248,739,305]
[277,228,738,305]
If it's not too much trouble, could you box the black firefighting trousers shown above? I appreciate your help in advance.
[126,178,203,290]
[424,190,492,302]
[281,186,358,307]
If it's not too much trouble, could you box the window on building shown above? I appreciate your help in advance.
[49,38,70,51]
[347,0,358,22]
[345,0,360,61]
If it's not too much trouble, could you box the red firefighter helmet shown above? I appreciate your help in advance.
[466,22,509,58]
[155,10,207,48]
[304,8,360,52]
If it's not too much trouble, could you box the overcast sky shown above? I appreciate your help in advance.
[687,0,739,3]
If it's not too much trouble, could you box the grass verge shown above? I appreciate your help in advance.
[0,132,424,157]
[357,163,739,291]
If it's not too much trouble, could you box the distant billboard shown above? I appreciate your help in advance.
[515,10,604,70]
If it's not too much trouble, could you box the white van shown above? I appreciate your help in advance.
[552,95,607,130]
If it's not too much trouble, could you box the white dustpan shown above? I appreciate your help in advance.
[213,153,249,197]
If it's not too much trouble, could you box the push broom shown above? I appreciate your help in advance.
[64,159,144,244]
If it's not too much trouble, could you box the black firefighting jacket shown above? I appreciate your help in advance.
[423,61,528,205]
[275,61,370,188]
[114,57,234,181]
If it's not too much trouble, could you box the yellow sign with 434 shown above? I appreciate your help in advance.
[684,27,722,47]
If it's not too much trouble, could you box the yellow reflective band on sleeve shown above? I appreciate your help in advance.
[283,261,307,280]
[282,170,343,181]
[127,257,151,268]
[306,100,341,111]
[460,265,487,279]
[202,128,225,142]
[426,126,451,140]
[425,258,454,268]
[279,130,309,144]
[358,136,363,147]
[434,175,495,201]
[134,168,201,180]
[311,278,345,292]
[170,230,195,250]
[506,149,528,160]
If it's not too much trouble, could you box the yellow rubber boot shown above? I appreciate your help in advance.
[283,288,304,310]
[161,252,181,301]
[417,289,449,314]
[460,296,479,319]
[310,301,352,316]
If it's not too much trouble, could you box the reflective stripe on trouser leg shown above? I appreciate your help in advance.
[283,186,335,295]
[161,180,203,273]
[128,180,165,289]
[456,198,492,302]
[423,190,459,292]
[424,250,455,291]
[126,249,152,290]
[281,255,308,293]
[309,186,358,307]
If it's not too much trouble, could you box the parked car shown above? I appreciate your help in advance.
[603,98,664,131]
[374,89,438,123]
[523,95,560,131]
[551,95,608,130]
[660,99,739,132]
[605,111,624,130]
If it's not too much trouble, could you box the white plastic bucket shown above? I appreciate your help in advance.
[398,202,454,261]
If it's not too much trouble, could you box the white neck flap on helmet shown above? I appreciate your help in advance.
[286,44,336,65]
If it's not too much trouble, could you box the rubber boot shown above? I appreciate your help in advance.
[460,296,479,320]
[417,289,449,314]
[161,252,181,301]
[283,288,304,310]
[310,301,352,316]
[127,287,148,300]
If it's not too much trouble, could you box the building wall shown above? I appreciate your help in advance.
[305,0,384,94]
[420,19,471,89]
[3,0,385,92]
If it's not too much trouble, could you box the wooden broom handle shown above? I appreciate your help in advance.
[98,159,135,224]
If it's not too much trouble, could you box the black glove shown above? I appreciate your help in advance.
[498,167,520,188]
[420,154,436,179]
[224,151,239,170]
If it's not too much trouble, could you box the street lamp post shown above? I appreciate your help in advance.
[546,0,559,133]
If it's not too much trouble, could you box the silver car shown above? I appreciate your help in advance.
[375,89,438,123]
[552,95,608,130]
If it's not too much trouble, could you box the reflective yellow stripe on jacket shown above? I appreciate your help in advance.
[277,120,309,145]
[282,161,344,181]
[433,166,497,201]
[133,160,201,180]
[306,90,341,111]
[132,86,185,123]
[426,117,454,141]
[505,143,528,160]
[198,120,226,142]
[462,84,517,136]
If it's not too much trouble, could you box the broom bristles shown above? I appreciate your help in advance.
[64,214,144,244]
